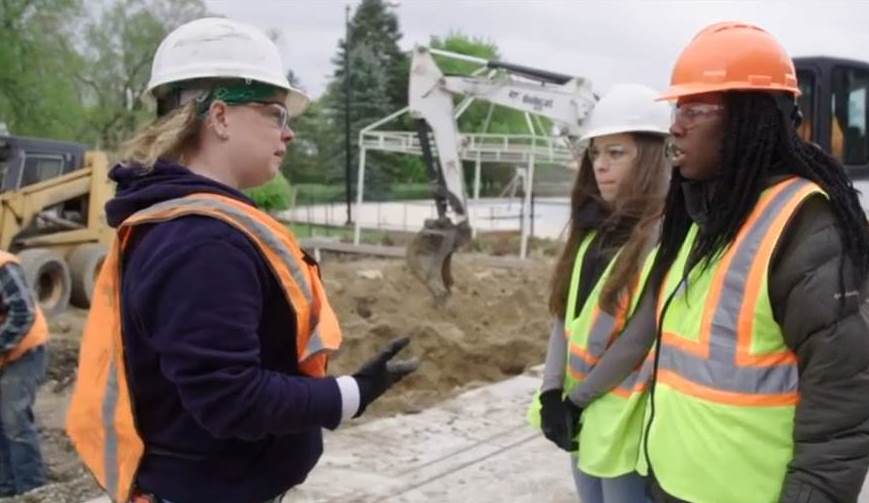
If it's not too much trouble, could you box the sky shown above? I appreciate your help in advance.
[202,0,869,99]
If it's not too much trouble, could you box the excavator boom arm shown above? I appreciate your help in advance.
[406,46,595,300]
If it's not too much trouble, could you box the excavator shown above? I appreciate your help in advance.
[406,50,869,300]
[406,46,597,300]
[0,134,113,316]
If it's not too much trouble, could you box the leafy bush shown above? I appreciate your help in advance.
[246,173,294,211]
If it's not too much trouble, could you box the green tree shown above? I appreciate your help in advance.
[282,100,338,187]
[429,32,498,76]
[332,0,406,111]
[315,0,416,199]
[75,0,208,148]
[326,42,398,197]
[0,0,87,139]
[246,172,294,212]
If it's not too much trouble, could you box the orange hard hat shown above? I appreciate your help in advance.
[659,21,800,101]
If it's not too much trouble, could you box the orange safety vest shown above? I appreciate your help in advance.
[66,193,343,502]
[0,250,48,367]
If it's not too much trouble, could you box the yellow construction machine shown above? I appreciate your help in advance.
[0,135,113,316]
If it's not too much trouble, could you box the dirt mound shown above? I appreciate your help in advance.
[325,254,552,417]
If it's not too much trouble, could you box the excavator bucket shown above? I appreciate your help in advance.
[406,218,471,302]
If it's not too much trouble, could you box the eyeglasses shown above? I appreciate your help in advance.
[672,103,724,129]
[587,144,634,164]
[246,101,291,130]
[226,101,291,130]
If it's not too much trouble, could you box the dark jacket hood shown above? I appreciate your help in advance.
[105,159,255,228]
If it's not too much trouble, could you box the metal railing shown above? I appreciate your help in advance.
[360,130,576,165]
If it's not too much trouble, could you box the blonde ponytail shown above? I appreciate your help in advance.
[118,101,201,169]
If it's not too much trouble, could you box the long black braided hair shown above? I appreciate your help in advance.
[650,91,869,293]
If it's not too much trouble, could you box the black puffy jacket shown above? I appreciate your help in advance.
[769,193,869,503]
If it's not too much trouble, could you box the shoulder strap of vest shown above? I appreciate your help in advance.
[565,231,596,324]
[123,193,315,308]
[119,193,342,366]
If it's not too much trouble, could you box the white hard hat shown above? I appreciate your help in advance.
[580,83,671,142]
[146,17,310,116]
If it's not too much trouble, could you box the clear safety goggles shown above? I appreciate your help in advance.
[672,103,725,130]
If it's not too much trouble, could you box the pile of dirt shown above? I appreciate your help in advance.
[325,254,552,417]
[6,254,554,502]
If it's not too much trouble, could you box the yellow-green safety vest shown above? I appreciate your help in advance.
[529,230,656,477]
[638,177,824,503]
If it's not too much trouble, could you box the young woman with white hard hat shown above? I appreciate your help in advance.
[530,83,670,503]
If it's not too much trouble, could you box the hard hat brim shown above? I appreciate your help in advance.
[657,81,801,101]
[285,87,311,117]
[580,124,670,143]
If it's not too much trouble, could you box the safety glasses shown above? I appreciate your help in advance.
[672,103,724,130]
[244,101,291,131]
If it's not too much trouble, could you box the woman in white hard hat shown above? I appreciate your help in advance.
[65,17,417,503]
[530,83,670,503]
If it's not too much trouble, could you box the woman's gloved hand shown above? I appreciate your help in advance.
[564,398,582,451]
[539,389,580,452]
[352,337,419,417]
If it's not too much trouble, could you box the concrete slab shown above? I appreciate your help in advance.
[83,370,869,503]
[284,372,576,503]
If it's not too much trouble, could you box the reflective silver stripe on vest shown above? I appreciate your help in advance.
[659,178,811,396]
[568,311,644,392]
[568,310,616,377]
[305,326,325,359]
[130,197,313,303]
[587,310,616,357]
[102,356,120,497]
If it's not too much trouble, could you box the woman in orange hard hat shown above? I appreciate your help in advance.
[565,21,869,503]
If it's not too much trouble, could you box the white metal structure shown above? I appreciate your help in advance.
[354,48,595,272]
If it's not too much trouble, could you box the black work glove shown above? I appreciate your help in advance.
[564,398,582,451]
[540,389,578,452]
[353,337,419,417]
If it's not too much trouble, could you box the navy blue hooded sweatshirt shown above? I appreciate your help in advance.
[105,160,342,503]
